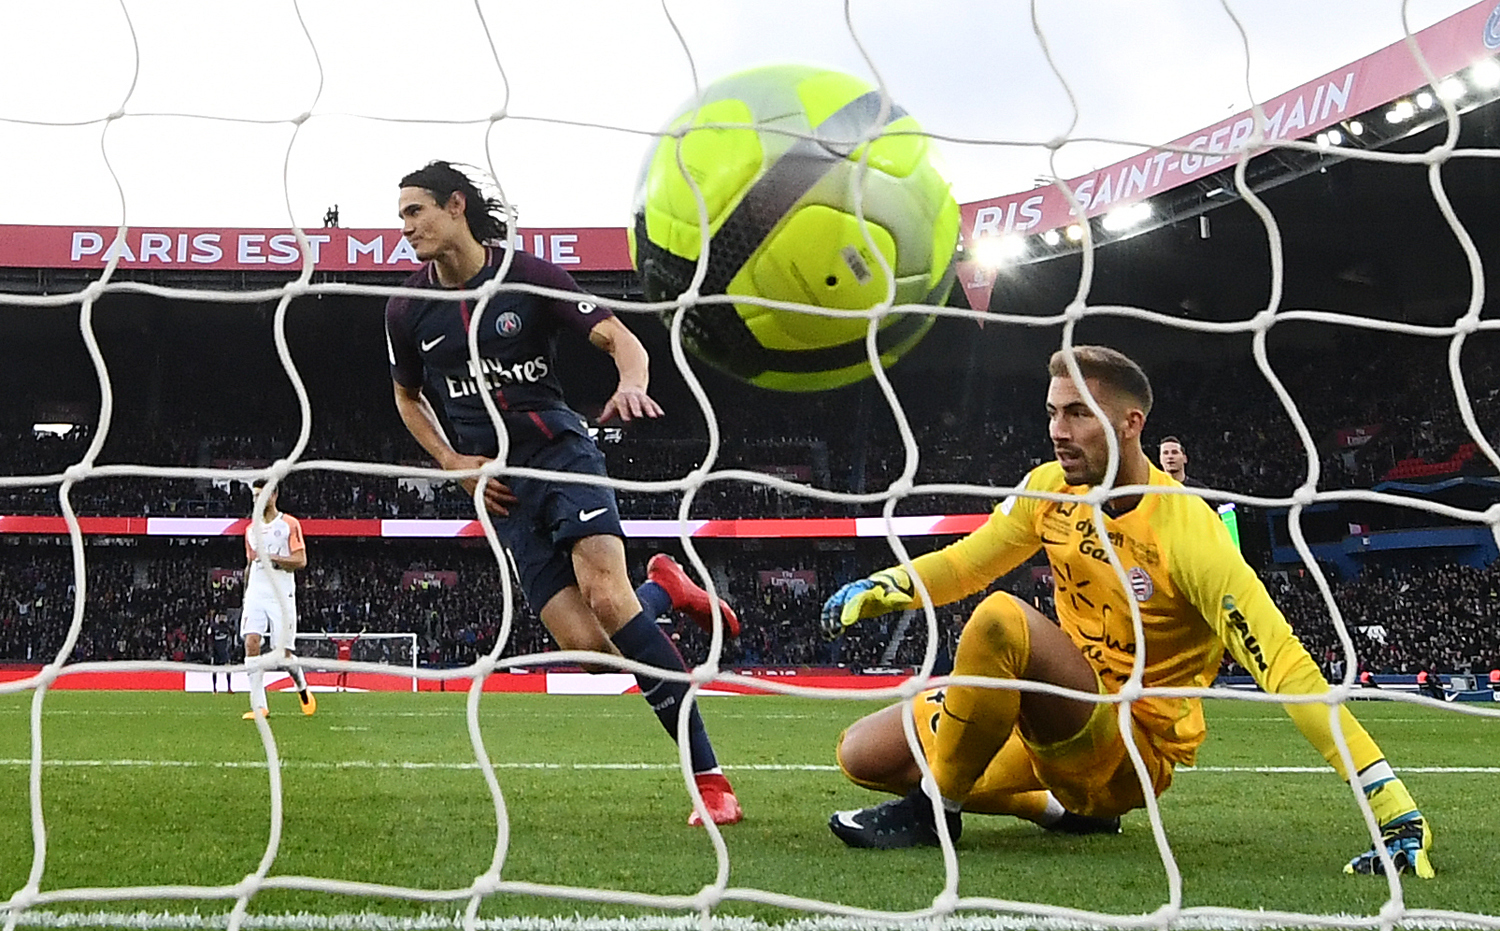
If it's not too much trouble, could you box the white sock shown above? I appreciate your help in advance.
[249,666,267,712]
[1037,792,1068,826]
[287,664,308,693]
[1357,760,1396,794]
[920,774,964,814]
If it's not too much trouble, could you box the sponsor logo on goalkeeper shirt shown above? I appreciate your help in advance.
[1486,3,1500,49]
[1128,539,1160,567]
[1074,519,1126,564]
[1220,595,1268,672]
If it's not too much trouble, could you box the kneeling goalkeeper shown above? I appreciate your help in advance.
[822,346,1433,878]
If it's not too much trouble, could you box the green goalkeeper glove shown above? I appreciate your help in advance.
[820,567,914,639]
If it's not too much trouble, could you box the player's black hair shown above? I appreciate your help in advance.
[1047,346,1154,415]
[1160,435,1184,448]
[400,160,510,243]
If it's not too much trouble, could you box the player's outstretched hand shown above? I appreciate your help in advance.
[820,567,915,639]
[1344,812,1434,879]
[445,454,520,516]
[599,386,663,423]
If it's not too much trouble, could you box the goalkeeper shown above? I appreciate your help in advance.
[822,346,1433,878]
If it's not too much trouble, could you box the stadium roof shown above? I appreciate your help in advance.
[2,2,1498,331]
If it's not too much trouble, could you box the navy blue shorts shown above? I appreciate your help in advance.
[489,426,623,612]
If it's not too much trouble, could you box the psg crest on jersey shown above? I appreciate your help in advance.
[1127,567,1154,603]
[495,311,523,338]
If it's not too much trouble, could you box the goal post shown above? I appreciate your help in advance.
[292,632,420,693]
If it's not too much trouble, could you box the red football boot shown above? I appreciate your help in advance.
[688,771,744,826]
[647,554,741,637]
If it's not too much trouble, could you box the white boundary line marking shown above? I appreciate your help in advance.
[0,759,1496,774]
[7,909,1498,931]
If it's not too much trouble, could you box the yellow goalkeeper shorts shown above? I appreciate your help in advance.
[907,686,1175,819]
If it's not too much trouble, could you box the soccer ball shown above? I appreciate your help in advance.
[630,64,960,392]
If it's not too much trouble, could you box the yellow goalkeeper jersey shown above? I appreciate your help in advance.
[909,461,1381,773]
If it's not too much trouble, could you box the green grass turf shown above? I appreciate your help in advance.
[1,690,1497,925]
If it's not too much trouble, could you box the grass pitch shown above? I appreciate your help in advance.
[1,689,1497,928]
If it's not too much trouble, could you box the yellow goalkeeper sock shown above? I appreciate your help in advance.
[1358,762,1419,824]
[930,593,1030,806]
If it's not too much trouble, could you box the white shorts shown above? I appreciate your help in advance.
[240,599,297,650]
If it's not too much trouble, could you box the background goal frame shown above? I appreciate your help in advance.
[292,632,420,693]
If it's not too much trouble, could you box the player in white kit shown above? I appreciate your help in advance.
[240,479,316,719]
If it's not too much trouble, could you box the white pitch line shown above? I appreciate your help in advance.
[0,710,824,721]
[0,709,469,718]
[0,759,1496,774]
[0,759,841,772]
[6,908,1498,931]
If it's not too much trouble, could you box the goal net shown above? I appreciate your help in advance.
[292,632,420,692]
[3,2,1500,931]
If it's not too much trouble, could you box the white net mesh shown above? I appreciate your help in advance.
[3,1,1500,930]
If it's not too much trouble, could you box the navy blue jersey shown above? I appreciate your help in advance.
[385,247,611,459]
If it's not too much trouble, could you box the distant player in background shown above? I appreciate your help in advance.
[384,161,743,825]
[331,630,363,692]
[210,611,234,693]
[240,479,316,720]
[822,347,1433,878]
[1157,436,1206,488]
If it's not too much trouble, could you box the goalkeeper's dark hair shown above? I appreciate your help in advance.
[1160,435,1183,447]
[400,160,510,243]
[1047,346,1153,415]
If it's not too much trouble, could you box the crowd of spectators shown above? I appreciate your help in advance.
[3,326,1500,677]
[4,534,1497,678]
[4,332,1496,527]
[1258,558,1500,677]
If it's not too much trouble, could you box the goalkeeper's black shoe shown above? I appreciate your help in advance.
[829,788,961,849]
[1046,811,1122,835]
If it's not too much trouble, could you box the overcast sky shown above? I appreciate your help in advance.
[0,0,1479,230]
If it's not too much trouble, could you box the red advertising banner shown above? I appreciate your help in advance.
[957,2,1500,311]
[1335,424,1384,448]
[0,226,633,273]
[755,464,813,482]
[401,569,459,590]
[0,513,990,539]
[757,568,819,593]
[10,6,1483,306]
[0,664,911,694]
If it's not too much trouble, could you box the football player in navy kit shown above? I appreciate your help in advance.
[385,161,742,825]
